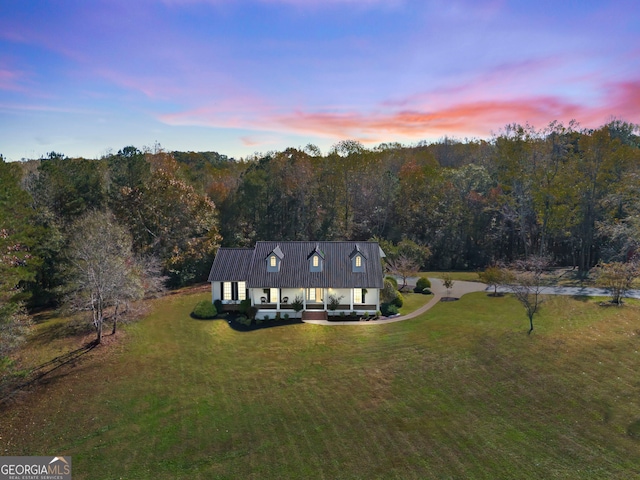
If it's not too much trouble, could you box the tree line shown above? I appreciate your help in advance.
[0,120,639,354]
[214,120,639,273]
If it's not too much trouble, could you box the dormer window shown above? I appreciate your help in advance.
[349,244,366,272]
[308,244,325,272]
[266,245,284,272]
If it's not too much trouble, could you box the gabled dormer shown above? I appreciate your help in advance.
[307,244,325,272]
[266,245,284,272]
[349,244,366,273]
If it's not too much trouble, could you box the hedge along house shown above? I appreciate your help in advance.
[208,241,386,320]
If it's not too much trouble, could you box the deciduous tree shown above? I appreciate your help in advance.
[65,211,144,344]
[594,260,640,305]
[508,256,550,334]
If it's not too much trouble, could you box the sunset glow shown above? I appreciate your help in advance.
[1,0,638,159]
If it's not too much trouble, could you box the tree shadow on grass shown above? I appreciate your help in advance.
[0,340,98,408]
[29,319,93,346]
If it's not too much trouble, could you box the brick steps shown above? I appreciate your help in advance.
[302,310,328,321]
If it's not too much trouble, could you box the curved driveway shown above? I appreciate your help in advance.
[302,278,487,325]
[302,278,640,326]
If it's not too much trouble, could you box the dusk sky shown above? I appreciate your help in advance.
[1,0,639,160]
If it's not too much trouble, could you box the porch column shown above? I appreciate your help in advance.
[350,289,354,311]
[277,288,281,311]
[323,289,327,310]
[302,288,306,310]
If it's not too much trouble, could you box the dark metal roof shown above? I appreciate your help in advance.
[208,241,385,289]
[207,248,254,282]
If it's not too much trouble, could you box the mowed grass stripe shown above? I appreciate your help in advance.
[3,291,640,478]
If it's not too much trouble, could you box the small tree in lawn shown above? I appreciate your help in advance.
[509,256,550,335]
[594,260,640,306]
[478,265,511,297]
[291,295,304,319]
[442,274,455,297]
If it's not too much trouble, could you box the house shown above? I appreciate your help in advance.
[208,241,386,319]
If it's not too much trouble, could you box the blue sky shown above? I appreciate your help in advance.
[0,0,638,160]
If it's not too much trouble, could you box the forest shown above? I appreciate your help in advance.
[1,120,639,357]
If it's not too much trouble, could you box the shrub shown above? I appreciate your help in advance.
[391,293,404,308]
[192,301,217,319]
[381,303,399,316]
[340,311,346,318]
[381,279,399,303]
[283,313,289,320]
[422,288,432,295]
[238,298,251,314]
[380,303,398,317]
[385,276,398,289]
[416,277,431,291]
[327,294,343,311]
[291,295,304,313]
[275,312,281,320]
[247,306,258,320]
[264,315,270,321]
[214,299,223,313]
[235,315,251,326]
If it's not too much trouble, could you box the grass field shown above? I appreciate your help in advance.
[3,290,640,479]
[422,271,481,282]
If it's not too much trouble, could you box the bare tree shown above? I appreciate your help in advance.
[65,211,146,344]
[509,256,551,335]
[386,254,420,291]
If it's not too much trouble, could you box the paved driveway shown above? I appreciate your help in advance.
[302,277,640,326]
[494,285,640,299]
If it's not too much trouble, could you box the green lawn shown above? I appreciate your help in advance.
[422,271,482,282]
[3,292,640,479]
[398,291,432,315]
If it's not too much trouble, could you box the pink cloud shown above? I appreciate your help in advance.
[158,77,640,144]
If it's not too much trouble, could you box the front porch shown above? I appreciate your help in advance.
[251,286,379,319]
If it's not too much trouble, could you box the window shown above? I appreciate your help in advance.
[223,282,232,301]
[223,281,245,301]
[306,288,323,302]
[270,288,278,303]
[313,255,319,267]
[270,255,276,267]
[355,255,362,267]
[354,288,362,304]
